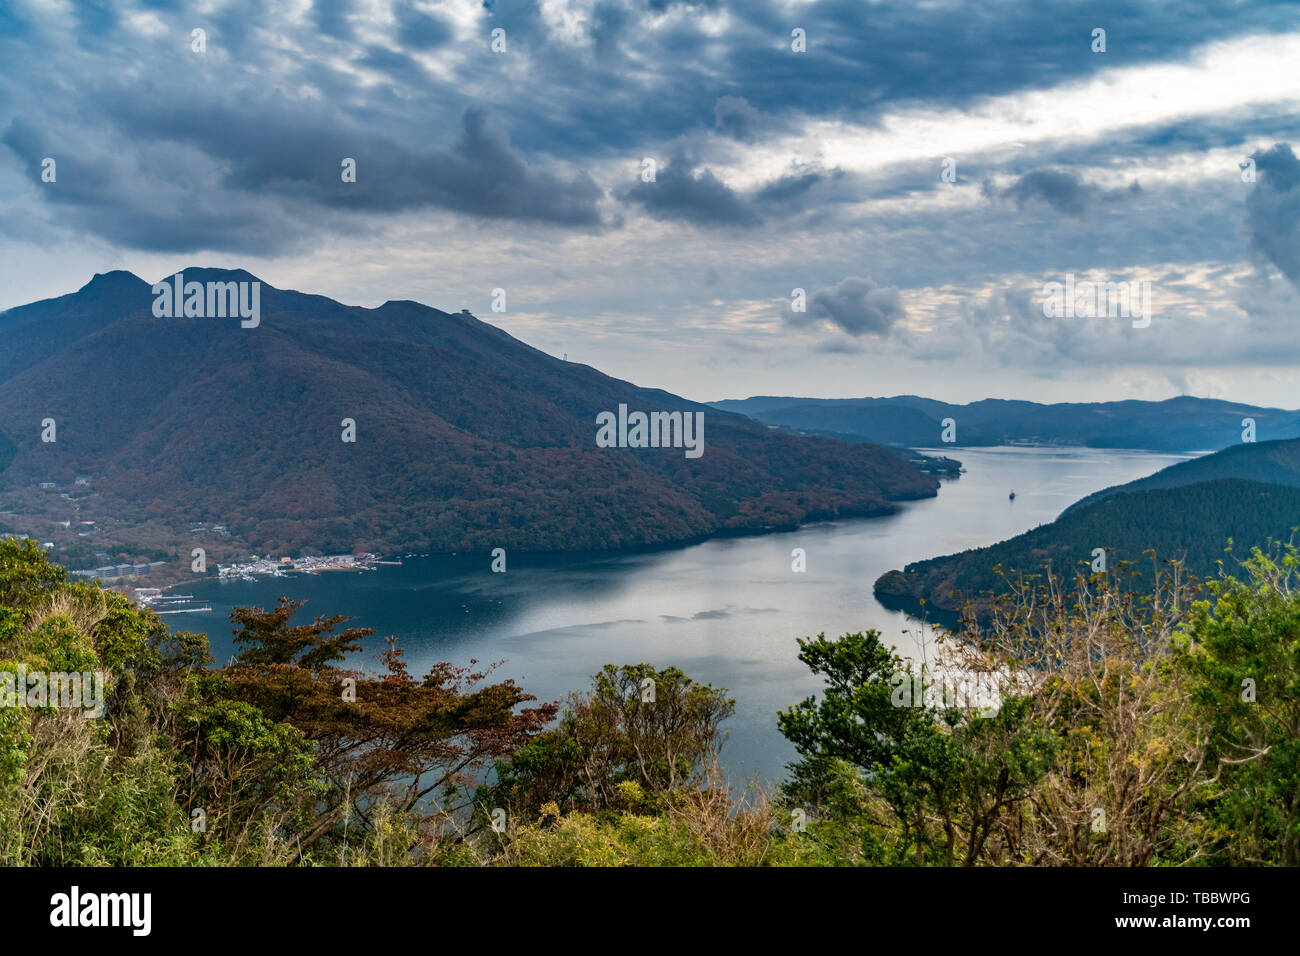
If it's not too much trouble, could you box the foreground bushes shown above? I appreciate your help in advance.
[0,537,1295,866]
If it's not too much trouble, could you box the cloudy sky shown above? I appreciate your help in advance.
[2,0,1300,405]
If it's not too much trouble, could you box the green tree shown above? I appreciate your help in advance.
[1175,546,1300,865]
[208,597,556,861]
[487,663,735,817]
[779,630,1056,865]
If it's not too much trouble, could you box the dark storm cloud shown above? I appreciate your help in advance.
[75,80,601,233]
[70,0,116,40]
[281,0,1300,166]
[313,0,355,40]
[203,0,269,57]
[620,156,762,227]
[646,0,724,10]
[0,0,1296,262]
[703,0,1300,159]
[481,0,547,45]
[754,163,841,204]
[1246,143,1300,285]
[394,2,453,49]
[785,276,906,337]
[357,44,430,86]
[714,96,762,142]
[1,89,604,256]
[1133,109,1300,156]
[1252,142,1300,191]
[985,170,1142,217]
[0,114,324,254]
[0,0,627,253]
[588,0,631,59]
[620,155,842,227]
[1,116,143,212]
[427,108,604,225]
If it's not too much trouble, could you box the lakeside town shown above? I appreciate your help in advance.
[122,552,388,615]
[0,475,392,611]
[214,551,386,582]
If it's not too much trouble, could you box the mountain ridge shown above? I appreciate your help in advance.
[1062,437,1300,516]
[873,434,1300,618]
[0,269,939,570]
[710,394,1300,452]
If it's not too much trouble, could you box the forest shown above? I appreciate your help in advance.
[875,477,1300,616]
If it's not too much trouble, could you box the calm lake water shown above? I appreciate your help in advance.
[169,446,1189,783]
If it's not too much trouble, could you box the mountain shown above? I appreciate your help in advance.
[1063,437,1300,516]
[874,477,1300,618]
[739,402,998,448]
[710,395,1300,452]
[0,269,939,567]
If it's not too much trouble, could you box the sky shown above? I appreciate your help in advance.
[2,0,1300,406]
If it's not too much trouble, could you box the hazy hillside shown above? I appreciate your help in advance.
[711,394,1300,452]
[874,477,1300,616]
[0,270,938,565]
[1063,437,1300,516]
[745,402,998,447]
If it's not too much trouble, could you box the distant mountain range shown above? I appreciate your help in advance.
[0,270,938,568]
[711,395,1300,452]
[875,438,1300,617]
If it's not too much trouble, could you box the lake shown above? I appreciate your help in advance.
[169,446,1190,784]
